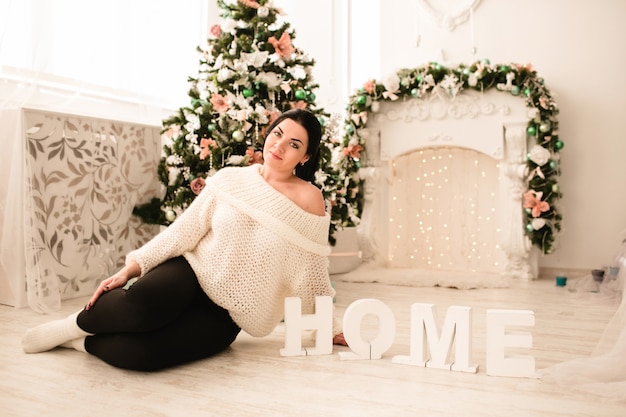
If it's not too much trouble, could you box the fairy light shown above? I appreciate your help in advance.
[388,146,505,272]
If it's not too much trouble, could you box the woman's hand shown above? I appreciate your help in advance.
[85,261,141,310]
[333,332,347,346]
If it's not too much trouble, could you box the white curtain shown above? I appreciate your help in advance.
[0,0,210,115]
[0,0,210,311]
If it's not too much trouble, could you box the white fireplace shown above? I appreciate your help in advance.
[350,88,538,287]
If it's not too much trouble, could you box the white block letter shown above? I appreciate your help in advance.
[392,303,477,373]
[280,296,333,357]
[339,299,396,360]
[486,309,535,377]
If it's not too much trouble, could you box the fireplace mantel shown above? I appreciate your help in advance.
[356,89,538,281]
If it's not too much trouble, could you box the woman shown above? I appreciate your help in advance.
[23,108,346,371]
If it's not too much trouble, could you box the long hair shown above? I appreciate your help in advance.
[265,108,322,182]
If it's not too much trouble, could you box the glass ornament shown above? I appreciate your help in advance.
[165,210,176,222]
[258,6,269,18]
[295,89,307,100]
[232,130,245,142]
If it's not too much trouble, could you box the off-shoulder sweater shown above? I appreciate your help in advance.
[126,164,339,337]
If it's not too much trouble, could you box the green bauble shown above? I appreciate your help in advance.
[410,88,419,97]
[208,123,216,132]
[462,68,471,76]
[555,140,564,150]
[524,88,531,97]
[549,160,557,170]
[242,88,254,98]
[356,95,367,105]
[527,125,537,136]
[510,86,520,96]
[295,89,307,100]
[308,92,316,102]
[551,183,560,193]
[345,124,354,135]
[525,223,534,233]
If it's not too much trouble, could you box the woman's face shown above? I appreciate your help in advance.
[263,118,310,171]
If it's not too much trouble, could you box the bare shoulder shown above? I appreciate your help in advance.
[296,180,326,216]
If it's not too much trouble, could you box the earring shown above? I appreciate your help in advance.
[300,161,305,166]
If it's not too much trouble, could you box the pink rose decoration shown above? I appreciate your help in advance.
[363,80,375,94]
[190,178,206,195]
[210,24,221,37]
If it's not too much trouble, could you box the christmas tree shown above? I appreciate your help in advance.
[132,0,363,244]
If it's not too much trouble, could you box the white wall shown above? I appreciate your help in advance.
[284,0,626,271]
[4,0,623,272]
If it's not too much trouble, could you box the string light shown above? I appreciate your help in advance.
[389,146,505,272]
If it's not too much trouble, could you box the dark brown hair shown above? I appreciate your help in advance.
[265,108,322,182]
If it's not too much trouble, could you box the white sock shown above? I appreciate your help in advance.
[22,311,92,353]
[60,337,87,353]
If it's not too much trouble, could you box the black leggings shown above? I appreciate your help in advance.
[76,256,241,371]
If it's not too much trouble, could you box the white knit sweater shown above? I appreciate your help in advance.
[126,164,339,337]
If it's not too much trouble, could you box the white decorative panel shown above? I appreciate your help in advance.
[18,109,161,310]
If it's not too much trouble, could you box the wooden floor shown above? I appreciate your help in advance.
[1,275,624,417]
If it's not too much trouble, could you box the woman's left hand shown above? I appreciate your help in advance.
[333,332,347,346]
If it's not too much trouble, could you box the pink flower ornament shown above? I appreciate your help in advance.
[199,138,217,160]
[210,93,230,114]
[523,190,550,218]
[342,144,363,159]
[268,32,294,58]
